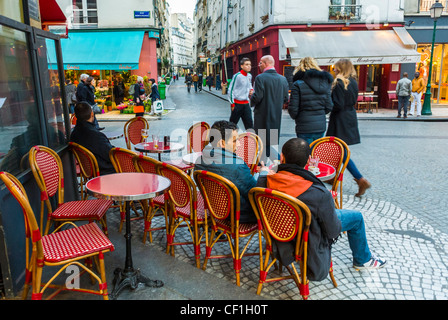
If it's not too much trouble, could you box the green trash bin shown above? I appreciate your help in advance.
[165,77,171,85]
[159,82,166,100]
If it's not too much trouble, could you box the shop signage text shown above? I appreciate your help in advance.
[134,11,150,19]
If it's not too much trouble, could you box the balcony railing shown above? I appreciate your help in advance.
[329,4,362,22]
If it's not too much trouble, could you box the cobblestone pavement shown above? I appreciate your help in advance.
[92,79,448,300]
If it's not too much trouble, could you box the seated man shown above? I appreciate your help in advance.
[194,120,270,224]
[70,102,116,175]
[257,138,386,281]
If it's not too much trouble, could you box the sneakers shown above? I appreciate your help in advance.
[354,254,387,270]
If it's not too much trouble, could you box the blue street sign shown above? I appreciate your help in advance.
[134,11,150,18]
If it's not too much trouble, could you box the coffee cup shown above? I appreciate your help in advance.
[308,166,319,175]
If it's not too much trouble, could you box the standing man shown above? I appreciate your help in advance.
[250,55,289,162]
[396,72,412,119]
[198,73,203,92]
[76,74,103,130]
[410,72,425,117]
[64,79,77,114]
[192,73,199,93]
[228,57,254,130]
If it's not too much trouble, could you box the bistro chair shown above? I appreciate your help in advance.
[109,147,145,232]
[235,132,263,175]
[158,162,207,268]
[356,92,368,112]
[309,137,350,209]
[132,154,169,244]
[193,170,259,286]
[69,142,100,200]
[387,91,398,109]
[248,187,337,300]
[124,116,149,150]
[28,145,112,236]
[0,171,114,300]
[187,121,210,153]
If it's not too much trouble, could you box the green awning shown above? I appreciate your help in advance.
[47,31,144,70]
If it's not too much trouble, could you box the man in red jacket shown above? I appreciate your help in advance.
[257,138,386,281]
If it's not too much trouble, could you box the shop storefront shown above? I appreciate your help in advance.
[222,24,421,109]
[1,4,77,298]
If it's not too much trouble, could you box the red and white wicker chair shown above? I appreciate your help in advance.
[132,154,169,244]
[69,142,100,200]
[124,116,149,150]
[28,145,112,236]
[158,162,207,268]
[235,131,263,175]
[193,170,258,286]
[0,171,114,300]
[309,136,350,209]
[249,187,337,300]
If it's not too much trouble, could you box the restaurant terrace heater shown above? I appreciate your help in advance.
[422,0,444,116]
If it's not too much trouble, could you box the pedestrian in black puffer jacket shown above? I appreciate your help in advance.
[288,57,333,145]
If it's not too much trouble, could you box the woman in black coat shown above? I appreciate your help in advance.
[326,59,371,197]
[288,57,333,145]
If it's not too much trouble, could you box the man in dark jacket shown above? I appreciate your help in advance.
[250,55,289,162]
[194,120,270,223]
[76,74,102,130]
[257,138,386,281]
[288,67,333,145]
[70,102,115,175]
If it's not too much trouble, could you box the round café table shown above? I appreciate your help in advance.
[182,152,202,165]
[305,162,336,182]
[86,172,170,300]
[134,141,184,161]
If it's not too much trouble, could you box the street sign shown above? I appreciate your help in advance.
[134,11,150,18]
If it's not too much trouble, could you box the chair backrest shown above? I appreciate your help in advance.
[0,171,44,253]
[357,92,365,102]
[187,122,210,153]
[309,136,350,188]
[248,187,311,260]
[235,132,263,175]
[124,116,149,150]
[29,145,64,205]
[132,154,161,175]
[387,91,397,99]
[193,170,240,225]
[70,114,77,125]
[109,148,139,173]
[69,142,100,180]
[158,162,197,214]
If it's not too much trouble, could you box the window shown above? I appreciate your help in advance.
[0,25,42,175]
[72,0,98,26]
[420,0,448,12]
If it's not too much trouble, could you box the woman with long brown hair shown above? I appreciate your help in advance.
[326,59,371,197]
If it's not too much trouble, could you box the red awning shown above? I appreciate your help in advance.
[39,0,67,23]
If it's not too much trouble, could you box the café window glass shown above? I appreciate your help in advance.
[0,25,43,175]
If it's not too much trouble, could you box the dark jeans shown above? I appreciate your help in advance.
[229,103,253,130]
[296,131,325,146]
[398,95,410,116]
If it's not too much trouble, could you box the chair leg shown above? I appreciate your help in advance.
[329,259,337,288]
[98,252,109,300]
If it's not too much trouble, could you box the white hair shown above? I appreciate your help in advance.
[137,76,143,82]
[80,73,89,81]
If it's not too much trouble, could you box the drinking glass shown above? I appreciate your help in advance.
[141,129,149,143]
[152,133,159,148]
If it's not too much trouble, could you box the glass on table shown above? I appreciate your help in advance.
[141,129,149,143]
[152,133,159,148]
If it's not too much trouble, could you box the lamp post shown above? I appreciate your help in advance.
[422,0,444,115]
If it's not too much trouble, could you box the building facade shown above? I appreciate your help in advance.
[170,13,194,75]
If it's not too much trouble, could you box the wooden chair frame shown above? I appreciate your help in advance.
[249,187,337,300]
[193,170,258,286]
[29,145,111,235]
[309,137,350,209]
[124,116,149,150]
[235,132,263,175]
[69,142,100,200]
[0,171,114,300]
[132,154,169,244]
[159,163,208,268]
[187,121,210,153]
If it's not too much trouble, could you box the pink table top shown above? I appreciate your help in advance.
[305,162,336,182]
[134,142,184,154]
[86,172,170,201]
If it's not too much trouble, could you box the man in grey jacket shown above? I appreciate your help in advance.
[396,72,412,118]
[228,57,254,130]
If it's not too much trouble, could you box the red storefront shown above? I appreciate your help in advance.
[222,23,420,109]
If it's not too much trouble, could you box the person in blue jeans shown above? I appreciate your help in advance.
[257,138,386,281]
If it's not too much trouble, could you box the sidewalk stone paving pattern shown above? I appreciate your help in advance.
[72,80,448,300]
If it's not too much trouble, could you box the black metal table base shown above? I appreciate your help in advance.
[109,267,164,300]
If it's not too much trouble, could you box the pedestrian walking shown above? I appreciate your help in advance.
[216,74,221,91]
[148,78,160,115]
[113,77,125,105]
[192,73,199,93]
[185,73,193,93]
[132,76,146,117]
[396,72,412,118]
[206,74,214,91]
[228,57,254,130]
[198,73,203,92]
[65,79,77,114]
[288,57,333,145]
[326,59,371,197]
[250,55,289,162]
[409,72,425,117]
